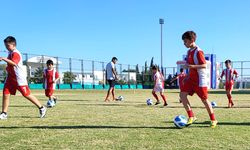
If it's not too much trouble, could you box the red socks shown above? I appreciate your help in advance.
[209,113,216,121]
[187,110,194,118]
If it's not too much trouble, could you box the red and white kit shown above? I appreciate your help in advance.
[220,68,238,91]
[43,68,59,97]
[182,46,208,100]
[153,71,164,92]
[3,49,30,96]
[177,72,186,91]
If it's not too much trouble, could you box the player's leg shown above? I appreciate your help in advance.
[202,99,217,128]
[226,83,234,107]
[105,87,111,101]
[180,92,196,126]
[160,92,168,106]
[0,82,16,119]
[152,90,160,105]
[18,86,47,118]
[0,94,10,119]
[111,87,115,100]
[197,87,217,128]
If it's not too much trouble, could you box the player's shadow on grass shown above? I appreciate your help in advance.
[195,121,250,126]
[59,99,94,102]
[209,90,250,95]
[0,125,177,130]
[9,105,34,108]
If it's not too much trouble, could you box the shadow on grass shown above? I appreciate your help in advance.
[195,121,250,126]
[9,105,33,108]
[0,125,177,130]
[59,99,94,102]
[209,90,250,95]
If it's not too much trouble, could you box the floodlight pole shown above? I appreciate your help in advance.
[159,18,164,72]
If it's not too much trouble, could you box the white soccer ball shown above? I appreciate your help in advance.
[47,100,55,108]
[117,96,124,101]
[173,115,188,129]
[211,101,217,108]
[146,99,153,105]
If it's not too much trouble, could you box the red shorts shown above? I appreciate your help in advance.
[45,89,54,97]
[3,81,30,97]
[181,78,208,100]
[225,81,234,91]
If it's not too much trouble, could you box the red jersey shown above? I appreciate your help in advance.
[186,46,207,87]
[177,72,186,89]
[220,68,238,83]
[6,49,28,86]
[43,69,59,90]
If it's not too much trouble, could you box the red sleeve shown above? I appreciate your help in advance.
[197,50,206,64]
[220,70,224,78]
[11,52,20,64]
[233,69,238,75]
[55,71,59,79]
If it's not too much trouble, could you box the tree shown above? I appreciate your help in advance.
[144,61,148,73]
[63,71,76,84]
[30,67,44,83]
[0,64,7,83]
[150,57,154,69]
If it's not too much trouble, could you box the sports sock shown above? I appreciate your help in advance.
[209,113,216,121]
[187,110,194,118]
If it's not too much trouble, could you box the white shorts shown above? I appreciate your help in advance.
[153,84,164,92]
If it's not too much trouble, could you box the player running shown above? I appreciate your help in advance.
[219,59,238,108]
[180,31,217,128]
[43,59,60,106]
[0,36,47,119]
[152,65,168,106]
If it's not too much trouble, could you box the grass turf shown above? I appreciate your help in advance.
[0,89,250,150]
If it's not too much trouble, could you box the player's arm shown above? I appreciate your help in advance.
[170,75,179,83]
[233,70,239,80]
[112,68,118,80]
[0,57,18,66]
[219,71,224,80]
[53,72,60,83]
[185,63,206,69]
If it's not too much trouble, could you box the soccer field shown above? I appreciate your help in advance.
[0,89,250,150]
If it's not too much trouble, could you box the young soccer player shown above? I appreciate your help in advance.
[43,59,60,105]
[219,59,238,108]
[180,31,217,128]
[152,65,168,106]
[105,57,118,102]
[0,36,47,119]
[170,68,186,103]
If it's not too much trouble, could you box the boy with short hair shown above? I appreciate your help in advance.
[43,59,60,105]
[152,65,168,106]
[170,68,186,103]
[0,36,46,119]
[219,59,238,108]
[180,31,217,128]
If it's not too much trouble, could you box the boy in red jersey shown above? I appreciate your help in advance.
[219,59,238,108]
[180,31,217,128]
[0,36,46,119]
[152,65,168,106]
[170,68,186,103]
[43,60,60,105]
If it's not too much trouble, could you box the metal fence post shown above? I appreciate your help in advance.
[69,58,72,73]
[92,61,95,85]
[81,59,84,85]
[24,53,30,83]
[102,62,105,85]
[128,64,130,84]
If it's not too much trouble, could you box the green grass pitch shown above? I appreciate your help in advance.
[0,89,250,149]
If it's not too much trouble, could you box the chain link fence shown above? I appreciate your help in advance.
[0,51,249,89]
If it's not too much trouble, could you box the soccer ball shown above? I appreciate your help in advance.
[117,96,124,101]
[173,115,188,129]
[47,100,55,108]
[211,101,217,108]
[146,99,153,105]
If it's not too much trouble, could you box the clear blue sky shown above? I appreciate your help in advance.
[0,0,249,67]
